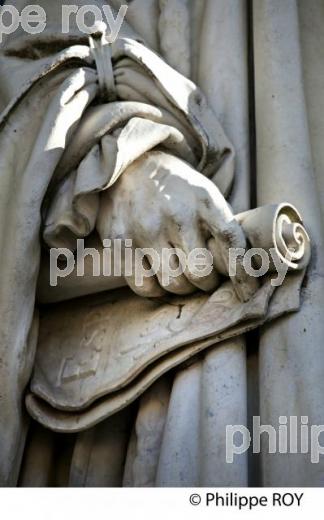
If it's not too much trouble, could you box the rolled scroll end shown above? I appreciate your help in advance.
[236,203,311,272]
[273,204,311,271]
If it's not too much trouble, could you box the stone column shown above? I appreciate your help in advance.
[254,0,324,485]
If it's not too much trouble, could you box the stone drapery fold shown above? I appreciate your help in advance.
[0,29,234,484]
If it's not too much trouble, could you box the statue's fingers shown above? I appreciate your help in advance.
[124,248,166,298]
[153,240,196,295]
[171,226,220,292]
[200,194,259,302]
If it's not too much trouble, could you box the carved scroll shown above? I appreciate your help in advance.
[26,202,310,432]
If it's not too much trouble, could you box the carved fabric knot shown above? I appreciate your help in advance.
[89,22,116,102]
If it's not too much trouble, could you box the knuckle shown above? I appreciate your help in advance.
[159,275,193,295]
[186,270,219,290]
[222,221,246,248]
[126,278,159,298]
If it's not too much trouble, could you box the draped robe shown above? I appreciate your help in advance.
[0,0,324,487]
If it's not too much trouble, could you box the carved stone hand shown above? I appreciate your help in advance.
[97,150,255,301]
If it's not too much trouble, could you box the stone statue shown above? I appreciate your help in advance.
[0,0,321,487]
